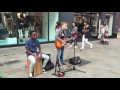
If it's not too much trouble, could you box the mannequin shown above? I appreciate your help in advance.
[23,12,30,40]
[34,12,41,37]
[34,16,40,32]
[0,13,4,29]
[17,12,25,42]
[4,12,14,37]
[28,12,35,31]
[29,15,34,31]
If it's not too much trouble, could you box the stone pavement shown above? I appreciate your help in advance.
[0,38,120,78]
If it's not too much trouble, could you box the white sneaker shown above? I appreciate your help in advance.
[75,46,78,48]
[42,68,47,73]
[80,47,84,49]
[29,73,33,78]
[68,45,72,48]
[90,45,93,48]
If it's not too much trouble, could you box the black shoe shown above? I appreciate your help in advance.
[57,63,61,67]
[62,63,66,65]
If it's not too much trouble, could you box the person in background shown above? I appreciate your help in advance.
[103,31,109,45]
[98,21,109,43]
[55,22,61,31]
[80,21,93,49]
[69,22,78,48]
[77,19,85,38]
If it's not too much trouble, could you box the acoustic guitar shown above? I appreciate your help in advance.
[55,37,75,49]
[55,38,66,49]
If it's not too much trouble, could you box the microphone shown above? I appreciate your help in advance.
[67,29,71,32]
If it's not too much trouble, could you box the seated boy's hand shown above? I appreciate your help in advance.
[39,56,42,62]
[35,56,41,61]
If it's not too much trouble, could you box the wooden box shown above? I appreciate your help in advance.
[26,59,42,77]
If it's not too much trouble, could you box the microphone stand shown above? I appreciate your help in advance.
[68,29,85,73]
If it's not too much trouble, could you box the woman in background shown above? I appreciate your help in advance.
[69,22,78,48]
[80,21,93,49]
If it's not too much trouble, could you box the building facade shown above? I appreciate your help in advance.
[0,12,119,47]
[0,12,60,47]
[74,12,119,38]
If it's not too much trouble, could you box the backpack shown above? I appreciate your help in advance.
[42,54,54,71]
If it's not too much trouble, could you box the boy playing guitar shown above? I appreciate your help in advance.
[55,22,68,65]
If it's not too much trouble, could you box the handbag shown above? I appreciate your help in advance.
[98,33,101,39]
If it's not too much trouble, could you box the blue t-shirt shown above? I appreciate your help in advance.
[25,38,40,57]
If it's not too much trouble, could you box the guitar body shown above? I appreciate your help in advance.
[55,38,67,49]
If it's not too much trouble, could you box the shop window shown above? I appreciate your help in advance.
[0,12,17,46]
[74,12,99,37]
[17,12,49,44]
[49,12,59,41]
[105,12,113,36]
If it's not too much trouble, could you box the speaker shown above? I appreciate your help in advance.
[69,56,81,65]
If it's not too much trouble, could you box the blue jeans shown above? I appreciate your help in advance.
[56,47,64,64]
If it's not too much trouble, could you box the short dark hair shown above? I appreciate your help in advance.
[56,22,61,27]
[30,31,36,36]
[73,22,78,27]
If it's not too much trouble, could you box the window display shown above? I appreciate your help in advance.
[0,12,59,46]
[105,12,113,36]
[90,13,99,36]
[4,12,14,38]
[17,12,49,44]
[0,12,17,46]
[74,12,99,37]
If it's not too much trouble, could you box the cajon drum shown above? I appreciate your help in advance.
[26,59,42,77]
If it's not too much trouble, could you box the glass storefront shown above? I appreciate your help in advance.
[74,12,99,37]
[0,12,17,45]
[49,12,59,41]
[74,12,115,37]
[118,15,120,31]
[0,12,59,46]
[105,12,113,36]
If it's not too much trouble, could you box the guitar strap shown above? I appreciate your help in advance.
[61,30,66,39]
[63,30,65,37]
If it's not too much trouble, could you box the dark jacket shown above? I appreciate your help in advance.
[55,28,67,43]
[84,25,91,38]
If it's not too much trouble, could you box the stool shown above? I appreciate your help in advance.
[26,58,42,77]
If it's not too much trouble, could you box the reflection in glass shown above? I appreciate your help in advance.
[0,12,17,45]
[105,13,113,36]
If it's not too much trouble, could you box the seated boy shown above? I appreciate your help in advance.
[25,31,49,78]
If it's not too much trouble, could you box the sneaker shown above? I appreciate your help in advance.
[75,46,78,48]
[29,73,33,78]
[68,45,72,48]
[80,47,84,49]
[90,45,93,48]
[62,63,66,65]
[42,68,47,73]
